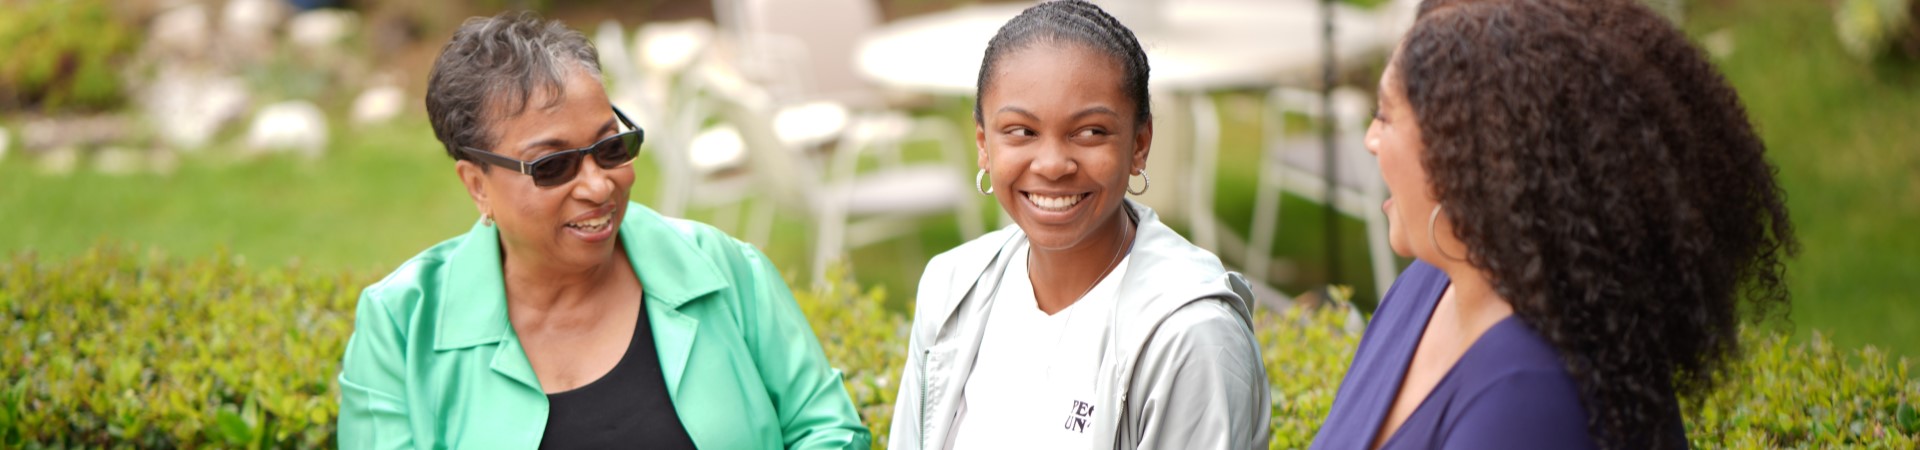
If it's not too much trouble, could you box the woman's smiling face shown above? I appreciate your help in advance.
[458,67,634,271]
[1368,51,1443,261]
[976,43,1151,252]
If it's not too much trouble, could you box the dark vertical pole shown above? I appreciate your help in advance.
[1321,0,1343,287]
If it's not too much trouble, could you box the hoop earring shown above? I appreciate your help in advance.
[976,169,994,195]
[482,213,495,227]
[1127,170,1150,195]
[1428,204,1462,261]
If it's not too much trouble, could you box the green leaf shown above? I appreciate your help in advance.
[215,409,252,445]
[1899,403,1919,435]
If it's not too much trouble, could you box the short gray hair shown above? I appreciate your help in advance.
[425,11,602,162]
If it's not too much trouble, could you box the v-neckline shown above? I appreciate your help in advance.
[1368,282,1521,449]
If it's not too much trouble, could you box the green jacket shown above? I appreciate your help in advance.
[337,202,870,449]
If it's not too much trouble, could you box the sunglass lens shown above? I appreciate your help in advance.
[593,133,639,169]
[530,151,582,186]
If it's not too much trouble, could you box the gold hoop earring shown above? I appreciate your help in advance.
[1428,204,1462,261]
[1127,170,1150,195]
[976,169,994,195]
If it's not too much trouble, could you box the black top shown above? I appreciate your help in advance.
[539,298,698,449]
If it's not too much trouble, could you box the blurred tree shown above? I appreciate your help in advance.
[0,0,138,112]
[1836,0,1920,61]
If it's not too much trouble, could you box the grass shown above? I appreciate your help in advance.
[1683,0,1920,357]
[0,0,1914,357]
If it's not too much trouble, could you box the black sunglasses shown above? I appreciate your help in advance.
[460,106,645,187]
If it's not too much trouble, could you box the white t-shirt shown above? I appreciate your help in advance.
[946,245,1131,450]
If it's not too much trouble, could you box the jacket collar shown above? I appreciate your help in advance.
[434,202,727,351]
[935,200,1252,336]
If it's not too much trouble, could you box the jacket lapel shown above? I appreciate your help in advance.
[618,204,726,398]
[432,222,546,393]
[435,221,512,351]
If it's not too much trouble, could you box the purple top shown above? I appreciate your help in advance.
[1310,260,1618,450]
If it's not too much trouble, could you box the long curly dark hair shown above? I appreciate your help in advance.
[1397,0,1796,447]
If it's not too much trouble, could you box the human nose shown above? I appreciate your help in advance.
[1364,122,1383,157]
[1028,137,1077,180]
[569,157,615,203]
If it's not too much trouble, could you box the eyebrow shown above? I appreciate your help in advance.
[993,105,1122,123]
[1069,106,1120,122]
[517,116,619,157]
[994,106,1041,122]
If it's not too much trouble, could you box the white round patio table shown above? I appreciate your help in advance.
[855,0,1395,249]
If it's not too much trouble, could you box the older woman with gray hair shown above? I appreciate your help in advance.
[335,12,869,449]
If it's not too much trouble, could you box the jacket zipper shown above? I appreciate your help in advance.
[920,348,930,450]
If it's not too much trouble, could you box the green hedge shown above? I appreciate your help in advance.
[3,247,1917,448]
[1,247,355,447]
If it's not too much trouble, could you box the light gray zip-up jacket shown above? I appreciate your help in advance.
[888,200,1272,450]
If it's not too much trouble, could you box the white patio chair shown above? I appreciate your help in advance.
[713,0,970,172]
[693,59,983,284]
[1244,87,1398,298]
[597,19,777,245]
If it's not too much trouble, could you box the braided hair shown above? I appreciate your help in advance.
[974,0,1152,126]
[1398,0,1795,447]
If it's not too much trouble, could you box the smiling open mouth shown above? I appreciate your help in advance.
[564,213,612,233]
[1026,192,1089,212]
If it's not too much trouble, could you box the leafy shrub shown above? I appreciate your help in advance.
[2,246,1916,448]
[0,0,137,112]
[1688,330,1920,448]
[1259,300,1366,449]
[791,266,909,450]
[0,246,356,447]
[1255,300,1920,448]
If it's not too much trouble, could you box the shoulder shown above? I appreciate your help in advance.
[1130,298,1267,404]
[1154,300,1257,350]
[1137,299,1264,379]
[1444,318,1590,436]
[624,205,771,279]
[662,215,766,265]
[1459,317,1575,384]
[357,234,465,321]
[1375,260,1449,318]
[924,225,1021,277]
[916,226,1021,297]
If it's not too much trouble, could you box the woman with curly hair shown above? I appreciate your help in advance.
[1311,0,1795,448]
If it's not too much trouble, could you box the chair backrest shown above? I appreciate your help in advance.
[717,0,884,105]
[693,61,825,212]
[1267,87,1383,188]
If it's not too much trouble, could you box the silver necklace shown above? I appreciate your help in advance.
[1032,210,1136,310]
[1034,210,1135,379]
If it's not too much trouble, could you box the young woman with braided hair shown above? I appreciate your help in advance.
[887,1,1271,449]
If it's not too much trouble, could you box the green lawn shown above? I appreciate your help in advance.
[1683,0,1920,357]
[1,0,1914,357]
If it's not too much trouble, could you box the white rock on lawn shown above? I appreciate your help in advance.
[247,101,329,159]
[92,147,144,176]
[149,4,211,61]
[144,70,250,151]
[221,0,287,59]
[288,9,359,50]
[351,84,405,126]
[37,147,78,176]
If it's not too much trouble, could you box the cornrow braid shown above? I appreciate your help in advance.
[975,0,1152,126]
